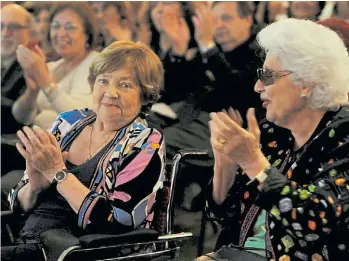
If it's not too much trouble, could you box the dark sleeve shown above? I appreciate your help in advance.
[255,140,349,250]
[160,51,204,105]
[76,129,166,234]
[205,171,244,228]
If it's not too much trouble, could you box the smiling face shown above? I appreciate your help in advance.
[49,8,87,58]
[92,67,142,126]
[254,54,309,127]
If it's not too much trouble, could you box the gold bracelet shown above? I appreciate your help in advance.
[42,82,57,97]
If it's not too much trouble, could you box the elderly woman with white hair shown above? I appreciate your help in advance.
[197,18,349,261]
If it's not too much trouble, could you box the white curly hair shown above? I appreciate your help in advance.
[257,18,349,110]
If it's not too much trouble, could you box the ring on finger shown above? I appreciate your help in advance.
[217,137,226,145]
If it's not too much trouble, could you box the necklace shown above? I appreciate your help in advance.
[87,124,115,161]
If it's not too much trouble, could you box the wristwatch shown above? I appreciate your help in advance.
[246,166,271,187]
[51,170,68,187]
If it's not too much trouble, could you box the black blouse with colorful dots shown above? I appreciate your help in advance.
[206,106,349,261]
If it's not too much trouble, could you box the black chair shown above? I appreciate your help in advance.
[1,149,208,261]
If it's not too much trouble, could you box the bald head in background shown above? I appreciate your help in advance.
[1,4,33,63]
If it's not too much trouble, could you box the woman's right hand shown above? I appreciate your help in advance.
[210,108,243,204]
[210,107,243,167]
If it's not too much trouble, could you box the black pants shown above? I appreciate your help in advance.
[1,242,45,261]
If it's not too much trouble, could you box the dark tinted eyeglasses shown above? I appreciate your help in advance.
[257,68,293,86]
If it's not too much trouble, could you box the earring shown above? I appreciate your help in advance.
[85,41,90,49]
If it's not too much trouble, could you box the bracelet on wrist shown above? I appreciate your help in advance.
[42,82,57,97]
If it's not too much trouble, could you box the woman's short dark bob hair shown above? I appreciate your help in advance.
[46,2,99,50]
[88,40,164,115]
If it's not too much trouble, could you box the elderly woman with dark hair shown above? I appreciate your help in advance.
[197,18,349,261]
[12,2,99,130]
[2,40,165,261]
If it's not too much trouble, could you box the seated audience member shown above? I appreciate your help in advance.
[133,1,152,46]
[289,1,324,21]
[30,1,60,62]
[90,1,133,48]
[255,1,289,24]
[2,41,165,261]
[1,4,34,135]
[1,4,35,177]
[150,2,265,165]
[12,2,99,130]
[198,18,349,261]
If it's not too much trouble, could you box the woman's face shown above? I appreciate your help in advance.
[92,67,142,127]
[49,8,88,58]
[150,1,182,32]
[254,55,308,127]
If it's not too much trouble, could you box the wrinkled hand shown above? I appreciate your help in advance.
[209,108,268,174]
[162,8,190,55]
[16,45,51,88]
[192,4,216,49]
[25,160,50,192]
[209,108,243,167]
[16,126,67,183]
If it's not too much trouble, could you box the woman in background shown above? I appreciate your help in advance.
[13,2,99,129]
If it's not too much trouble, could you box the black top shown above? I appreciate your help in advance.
[206,106,349,261]
[1,60,26,134]
[20,139,113,238]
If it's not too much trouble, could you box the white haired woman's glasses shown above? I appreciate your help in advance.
[257,68,293,86]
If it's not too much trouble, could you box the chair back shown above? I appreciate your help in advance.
[150,149,209,235]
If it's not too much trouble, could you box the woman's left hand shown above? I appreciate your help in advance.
[16,125,67,183]
[210,108,270,177]
[16,45,52,88]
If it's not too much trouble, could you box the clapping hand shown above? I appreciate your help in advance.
[16,44,52,88]
[209,108,270,177]
[209,108,243,167]
[162,8,190,55]
[192,4,216,50]
[16,126,68,183]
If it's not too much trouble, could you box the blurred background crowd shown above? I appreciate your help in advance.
[1,1,349,257]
